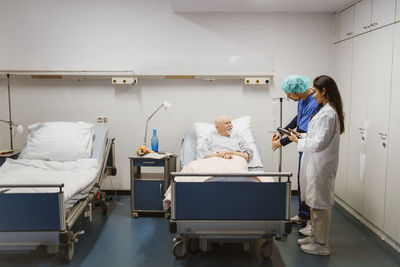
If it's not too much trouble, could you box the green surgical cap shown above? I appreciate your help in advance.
[281,75,310,93]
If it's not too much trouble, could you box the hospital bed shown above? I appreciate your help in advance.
[169,130,292,259]
[0,125,116,262]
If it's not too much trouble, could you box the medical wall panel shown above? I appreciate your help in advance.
[371,0,396,29]
[363,26,394,229]
[354,0,373,35]
[334,39,353,201]
[339,5,355,41]
[384,23,400,243]
[346,33,371,214]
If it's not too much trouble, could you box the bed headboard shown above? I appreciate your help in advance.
[91,125,108,161]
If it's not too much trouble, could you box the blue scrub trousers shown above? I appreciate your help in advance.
[297,152,310,220]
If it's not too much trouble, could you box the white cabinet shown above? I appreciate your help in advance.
[339,6,355,40]
[354,0,373,35]
[346,26,394,224]
[346,33,370,214]
[371,0,396,28]
[384,23,400,244]
[334,39,353,201]
[354,0,396,35]
[362,26,394,229]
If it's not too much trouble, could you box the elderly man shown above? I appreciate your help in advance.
[197,115,253,162]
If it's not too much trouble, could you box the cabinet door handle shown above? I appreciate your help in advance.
[378,132,388,140]
[363,25,370,29]
[160,184,162,196]
[370,22,378,27]
[346,32,353,36]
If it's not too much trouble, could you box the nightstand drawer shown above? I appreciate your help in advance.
[133,158,164,167]
[134,180,164,211]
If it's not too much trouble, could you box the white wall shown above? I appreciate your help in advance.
[0,0,335,190]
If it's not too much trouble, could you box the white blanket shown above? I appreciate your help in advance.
[0,158,100,209]
[163,156,272,210]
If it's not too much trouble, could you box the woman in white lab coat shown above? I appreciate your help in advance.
[288,75,344,256]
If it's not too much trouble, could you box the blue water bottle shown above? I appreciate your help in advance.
[151,129,159,152]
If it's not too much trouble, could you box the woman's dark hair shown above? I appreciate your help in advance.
[313,75,345,134]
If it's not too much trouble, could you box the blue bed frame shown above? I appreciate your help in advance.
[169,172,292,259]
[0,138,116,262]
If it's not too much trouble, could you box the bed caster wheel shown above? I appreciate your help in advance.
[172,239,187,258]
[64,242,74,263]
[173,236,182,243]
[132,212,139,218]
[260,240,273,259]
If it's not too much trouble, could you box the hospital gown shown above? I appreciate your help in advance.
[197,134,254,161]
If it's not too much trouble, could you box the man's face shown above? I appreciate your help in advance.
[217,118,233,137]
[286,92,301,101]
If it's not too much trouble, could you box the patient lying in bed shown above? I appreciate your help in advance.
[163,155,263,210]
[198,115,254,162]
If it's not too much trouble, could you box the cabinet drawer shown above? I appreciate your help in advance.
[134,180,164,211]
[133,158,164,166]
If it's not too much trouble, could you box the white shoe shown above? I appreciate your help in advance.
[297,237,315,246]
[301,242,330,256]
[299,221,312,236]
[290,215,305,224]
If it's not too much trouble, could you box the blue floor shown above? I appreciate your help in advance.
[0,196,399,267]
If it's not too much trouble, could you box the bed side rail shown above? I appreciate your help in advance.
[66,138,115,229]
[98,138,116,184]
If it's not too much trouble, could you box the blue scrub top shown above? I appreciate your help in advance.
[297,94,319,132]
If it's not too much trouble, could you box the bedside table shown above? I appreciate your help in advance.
[0,150,21,167]
[129,154,176,218]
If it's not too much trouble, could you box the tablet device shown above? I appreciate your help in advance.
[277,127,291,136]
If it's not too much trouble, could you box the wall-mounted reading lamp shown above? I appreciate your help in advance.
[0,74,24,150]
[143,101,172,146]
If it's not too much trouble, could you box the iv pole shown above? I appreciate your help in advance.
[7,74,12,149]
[273,97,288,182]
[0,74,23,150]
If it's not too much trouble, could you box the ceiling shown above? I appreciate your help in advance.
[169,0,357,13]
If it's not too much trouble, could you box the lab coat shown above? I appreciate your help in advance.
[298,103,340,209]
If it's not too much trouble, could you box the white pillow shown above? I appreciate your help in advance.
[193,116,264,168]
[21,121,95,161]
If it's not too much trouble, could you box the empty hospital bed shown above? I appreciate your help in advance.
[0,124,116,262]
[168,130,292,259]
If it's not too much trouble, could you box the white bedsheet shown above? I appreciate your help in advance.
[163,156,274,210]
[0,158,100,211]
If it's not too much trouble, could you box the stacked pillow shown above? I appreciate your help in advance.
[193,116,263,168]
[21,121,95,161]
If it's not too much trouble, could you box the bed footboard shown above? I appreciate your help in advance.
[173,182,290,220]
[0,184,65,251]
[169,172,292,258]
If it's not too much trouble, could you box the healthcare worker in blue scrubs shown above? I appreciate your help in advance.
[288,75,344,256]
[272,75,319,235]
